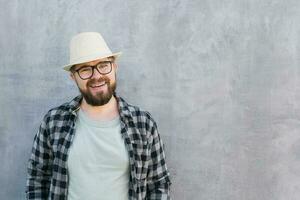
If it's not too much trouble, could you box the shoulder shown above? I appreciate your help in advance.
[42,103,72,123]
[118,96,158,132]
[41,96,80,125]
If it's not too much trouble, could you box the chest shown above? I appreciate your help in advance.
[49,117,152,168]
[68,121,129,169]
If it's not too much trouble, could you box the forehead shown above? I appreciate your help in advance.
[72,57,111,70]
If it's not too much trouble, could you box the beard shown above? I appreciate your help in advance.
[77,75,116,106]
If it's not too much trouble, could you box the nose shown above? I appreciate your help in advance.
[91,67,103,79]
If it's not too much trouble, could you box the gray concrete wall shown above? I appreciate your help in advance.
[1,0,300,199]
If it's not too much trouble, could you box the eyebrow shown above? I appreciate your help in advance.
[75,60,111,70]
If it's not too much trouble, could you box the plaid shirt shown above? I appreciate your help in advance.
[26,94,171,199]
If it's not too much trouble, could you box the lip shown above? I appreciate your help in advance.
[89,83,107,92]
[90,82,106,88]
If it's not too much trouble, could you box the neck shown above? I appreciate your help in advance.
[80,96,119,121]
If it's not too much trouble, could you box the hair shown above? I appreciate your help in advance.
[107,56,116,62]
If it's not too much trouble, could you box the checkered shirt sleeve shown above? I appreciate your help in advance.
[146,115,171,199]
[26,113,53,199]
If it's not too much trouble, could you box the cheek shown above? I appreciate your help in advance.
[74,78,88,89]
[108,70,117,82]
[109,74,116,82]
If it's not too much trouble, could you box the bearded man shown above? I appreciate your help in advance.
[26,32,171,200]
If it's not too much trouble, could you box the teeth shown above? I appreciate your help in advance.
[91,82,106,87]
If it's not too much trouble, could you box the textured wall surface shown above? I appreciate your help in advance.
[1,0,300,199]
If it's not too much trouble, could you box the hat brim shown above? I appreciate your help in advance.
[63,52,122,71]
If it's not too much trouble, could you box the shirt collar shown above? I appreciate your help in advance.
[67,93,132,119]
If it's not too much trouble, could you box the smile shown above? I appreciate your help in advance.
[90,82,106,88]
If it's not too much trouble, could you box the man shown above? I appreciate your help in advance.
[26,32,171,200]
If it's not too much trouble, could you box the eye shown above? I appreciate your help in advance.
[79,67,91,72]
[99,63,110,68]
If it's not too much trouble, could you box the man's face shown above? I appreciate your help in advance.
[70,57,117,106]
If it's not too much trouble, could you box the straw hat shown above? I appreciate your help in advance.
[63,32,121,71]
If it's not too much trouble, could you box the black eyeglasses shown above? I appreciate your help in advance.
[73,61,112,80]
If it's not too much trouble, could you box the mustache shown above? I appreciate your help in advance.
[87,76,110,86]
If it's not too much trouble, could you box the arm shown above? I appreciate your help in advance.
[26,117,53,199]
[146,121,172,200]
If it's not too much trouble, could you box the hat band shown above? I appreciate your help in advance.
[69,52,114,66]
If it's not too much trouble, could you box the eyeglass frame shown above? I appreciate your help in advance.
[71,60,113,80]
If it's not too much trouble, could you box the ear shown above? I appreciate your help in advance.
[69,72,75,81]
[113,62,118,72]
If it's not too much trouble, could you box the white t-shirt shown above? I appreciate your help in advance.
[67,109,130,200]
